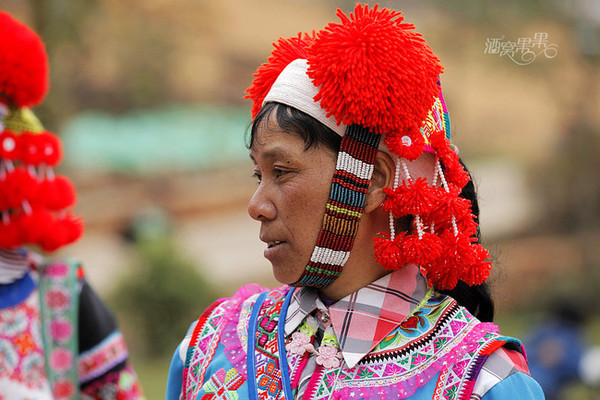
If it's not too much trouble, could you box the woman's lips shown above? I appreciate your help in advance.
[264,240,286,260]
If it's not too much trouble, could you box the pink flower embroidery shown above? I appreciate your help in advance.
[45,263,68,278]
[50,319,73,342]
[316,345,341,369]
[286,331,311,355]
[45,289,70,309]
[53,379,75,399]
[50,348,73,371]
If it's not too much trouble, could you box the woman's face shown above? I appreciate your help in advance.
[248,113,337,284]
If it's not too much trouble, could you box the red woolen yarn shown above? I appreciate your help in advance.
[39,175,76,211]
[37,214,83,252]
[399,232,443,265]
[307,4,442,138]
[246,32,315,118]
[0,11,49,108]
[374,232,408,270]
[39,131,62,166]
[383,133,425,161]
[0,130,20,160]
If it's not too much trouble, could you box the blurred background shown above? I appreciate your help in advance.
[1,0,599,398]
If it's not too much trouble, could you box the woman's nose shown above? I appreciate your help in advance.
[248,184,276,221]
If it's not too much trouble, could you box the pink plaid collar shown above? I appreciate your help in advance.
[284,263,429,368]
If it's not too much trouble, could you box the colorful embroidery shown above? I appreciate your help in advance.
[201,368,245,400]
[38,260,80,399]
[184,285,504,400]
[78,331,129,383]
[252,287,287,400]
[0,290,47,389]
[183,301,227,400]
[81,364,145,400]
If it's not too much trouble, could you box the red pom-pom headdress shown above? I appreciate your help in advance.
[0,13,82,252]
[246,4,490,290]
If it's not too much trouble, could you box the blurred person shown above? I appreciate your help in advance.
[167,5,544,399]
[525,300,588,399]
[0,12,144,399]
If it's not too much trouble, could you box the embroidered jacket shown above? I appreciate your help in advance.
[167,268,544,400]
[0,250,144,399]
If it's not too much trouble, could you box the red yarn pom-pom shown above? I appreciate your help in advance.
[461,244,492,286]
[0,167,39,209]
[0,219,22,248]
[39,132,62,166]
[384,133,425,161]
[0,130,20,160]
[246,32,315,119]
[430,131,469,189]
[399,232,442,265]
[39,175,76,210]
[307,4,443,138]
[382,178,439,217]
[19,132,45,165]
[428,186,472,226]
[0,12,49,107]
[37,214,83,252]
[373,232,407,270]
[425,257,461,291]
[15,207,53,246]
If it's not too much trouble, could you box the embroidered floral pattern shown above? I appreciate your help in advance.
[201,368,245,400]
[0,290,47,390]
[78,332,129,383]
[183,285,503,400]
[38,261,80,399]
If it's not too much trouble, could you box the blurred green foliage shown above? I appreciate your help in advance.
[112,236,219,358]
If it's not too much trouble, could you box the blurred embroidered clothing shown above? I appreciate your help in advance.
[166,267,544,400]
[0,250,144,399]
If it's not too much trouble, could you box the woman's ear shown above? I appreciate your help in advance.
[365,151,396,214]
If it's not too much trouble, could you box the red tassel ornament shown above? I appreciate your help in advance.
[430,131,469,189]
[374,232,407,270]
[0,12,49,108]
[0,167,39,210]
[399,232,443,266]
[39,131,62,166]
[307,4,443,138]
[18,132,45,166]
[383,132,425,161]
[38,175,76,210]
[461,244,492,286]
[382,178,440,217]
[0,219,21,248]
[37,214,83,252]
[246,32,315,118]
[16,207,53,246]
[0,130,20,160]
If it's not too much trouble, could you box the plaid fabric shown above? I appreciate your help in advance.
[285,264,428,368]
[471,347,531,399]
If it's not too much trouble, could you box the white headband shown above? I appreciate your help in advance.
[263,59,347,137]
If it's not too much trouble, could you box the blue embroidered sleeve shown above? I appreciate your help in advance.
[481,372,545,400]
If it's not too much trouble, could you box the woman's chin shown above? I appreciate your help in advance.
[271,264,304,286]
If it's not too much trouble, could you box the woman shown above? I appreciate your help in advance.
[167,5,544,399]
[0,12,144,399]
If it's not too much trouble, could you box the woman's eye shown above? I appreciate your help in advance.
[251,172,262,183]
[274,168,286,178]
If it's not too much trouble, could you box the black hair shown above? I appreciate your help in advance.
[248,102,342,153]
[438,164,495,322]
[248,102,495,322]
